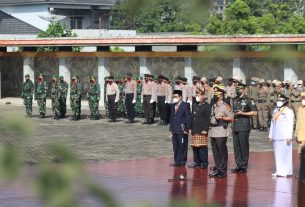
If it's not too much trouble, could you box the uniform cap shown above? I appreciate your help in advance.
[258,79,265,84]
[235,80,247,89]
[108,75,114,80]
[213,86,225,96]
[51,75,57,79]
[144,74,150,78]
[59,75,64,79]
[216,76,223,81]
[126,73,133,77]
[25,74,30,78]
[272,79,278,84]
[158,75,165,80]
[297,80,303,85]
[181,77,187,83]
[201,77,207,83]
[267,80,272,84]
[173,90,183,96]
[192,76,201,81]
[89,75,95,80]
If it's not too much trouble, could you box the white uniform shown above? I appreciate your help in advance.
[268,106,294,177]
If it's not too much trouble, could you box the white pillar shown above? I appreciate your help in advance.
[59,57,71,97]
[233,58,246,83]
[139,57,151,77]
[184,57,196,85]
[284,60,298,83]
[98,57,110,107]
[23,57,34,84]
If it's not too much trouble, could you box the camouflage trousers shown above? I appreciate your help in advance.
[52,98,60,116]
[23,96,33,114]
[70,97,81,116]
[89,98,99,117]
[37,98,46,114]
[59,98,67,116]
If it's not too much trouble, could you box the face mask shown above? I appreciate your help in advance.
[173,98,179,103]
[195,96,200,102]
[276,101,284,108]
[302,100,305,106]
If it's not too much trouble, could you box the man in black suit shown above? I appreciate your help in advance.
[169,90,192,167]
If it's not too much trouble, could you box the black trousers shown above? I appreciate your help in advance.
[232,130,250,170]
[157,96,167,121]
[172,134,188,165]
[192,147,208,167]
[210,137,228,174]
[143,95,154,119]
[166,103,171,123]
[125,93,135,120]
[107,94,117,119]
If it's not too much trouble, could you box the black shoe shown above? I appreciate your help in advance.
[216,172,227,178]
[70,115,76,121]
[143,119,148,124]
[60,114,66,118]
[129,119,135,123]
[231,167,241,173]
[147,119,154,125]
[169,162,177,166]
[112,118,116,122]
[239,169,247,173]
[209,171,220,177]
[52,115,59,120]
[262,127,268,132]
[200,163,208,169]
[188,162,200,168]
[39,113,45,119]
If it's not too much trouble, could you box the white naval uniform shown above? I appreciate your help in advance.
[269,106,294,177]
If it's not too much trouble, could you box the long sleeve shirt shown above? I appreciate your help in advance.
[106,83,119,102]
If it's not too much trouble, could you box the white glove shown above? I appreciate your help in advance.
[150,99,154,104]
[132,99,136,104]
[141,99,143,104]
[187,100,192,105]
[165,101,167,104]
[115,100,118,103]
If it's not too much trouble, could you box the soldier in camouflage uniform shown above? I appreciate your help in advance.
[135,77,144,117]
[35,74,48,118]
[21,74,34,117]
[58,76,68,118]
[70,75,82,121]
[50,75,61,120]
[76,75,83,119]
[87,76,100,120]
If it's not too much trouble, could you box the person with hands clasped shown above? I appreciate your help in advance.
[269,94,294,177]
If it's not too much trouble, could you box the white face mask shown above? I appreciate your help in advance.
[302,100,305,106]
[173,98,179,103]
[276,101,284,108]
[195,96,200,102]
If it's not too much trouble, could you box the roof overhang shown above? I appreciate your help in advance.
[1,35,305,47]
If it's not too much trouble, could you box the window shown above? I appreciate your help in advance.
[70,17,83,29]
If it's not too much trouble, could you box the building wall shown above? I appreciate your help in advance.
[1,55,305,98]
[0,5,50,31]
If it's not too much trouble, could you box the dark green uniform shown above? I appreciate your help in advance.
[50,78,61,119]
[87,77,100,120]
[70,78,82,120]
[117,80,126,117]
[35,76,48,118]
[232,94,257,172]
[58,77,68,118]
[135,79,144,117]
[21,76,34,117]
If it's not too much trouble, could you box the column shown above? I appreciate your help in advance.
[284,60,298,83]
[184,57,196,85]
[139,57,151,77]
[98,57,110,107]
[233,58,246,84]
[59,57,71,98]
[23,57,35,84]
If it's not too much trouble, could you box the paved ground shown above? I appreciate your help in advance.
[0,101,276,164]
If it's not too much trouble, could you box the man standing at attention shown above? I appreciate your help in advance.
[21,74,34,117]
[169,90,191,167]
[231,81,257,174]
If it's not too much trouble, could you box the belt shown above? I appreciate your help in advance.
[107,94,116,96]
[211,124,222,127]
[291,100,301,103]
[257,100,266,103]
[143,95,152,97]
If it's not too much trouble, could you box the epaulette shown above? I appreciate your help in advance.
[223,102,232,112]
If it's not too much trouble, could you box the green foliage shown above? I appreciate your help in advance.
[206,0,305,35]
[37,22,80,52]
[110,46,125,52]
[110,0,210,33]
[0,144,21,180]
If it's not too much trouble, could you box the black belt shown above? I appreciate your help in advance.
[291,100,301,103]
[107,94,116,97]
[143,95,152,97]
[211,124,222,127]
[257,100,266,103]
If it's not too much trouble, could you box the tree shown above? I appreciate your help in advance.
[37,22,80,52]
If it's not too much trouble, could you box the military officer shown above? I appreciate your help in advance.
[21,74,34,117]
[166,77,173,124]
[117,77,126,118]
[141,74,156,125]
[106,76,120,122]
[290,80,304,117]
[209,87,234,178]
[35,74,48,119]
[70,75,82,121]
[295,92,305,153]
[156,75,169,125]
[87,76,100,120]
[50,75,61,120]
[231,81,257,173]
[257,79,269,131]
[125,73,137,123]
[76,75,83,119]
[58,76,68,118]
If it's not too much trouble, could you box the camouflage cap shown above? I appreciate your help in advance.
[25,74,30,78]
[59,75,64,79]
[89,75,96,80]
